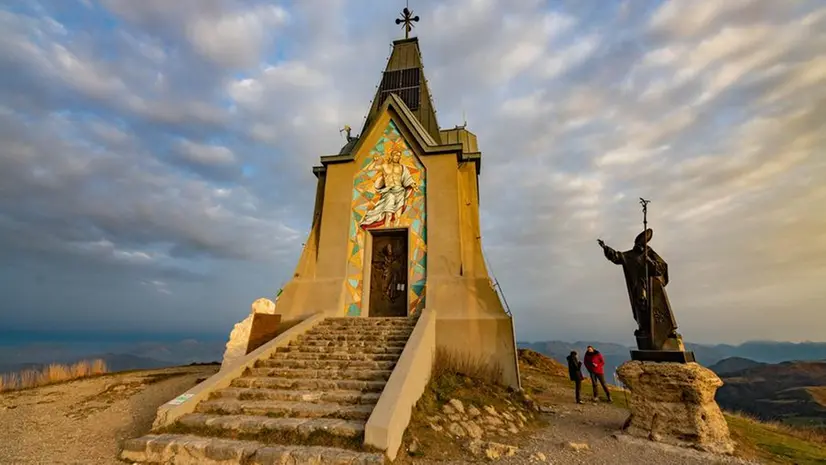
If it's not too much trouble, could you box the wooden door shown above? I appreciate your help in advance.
[369,230,408,317]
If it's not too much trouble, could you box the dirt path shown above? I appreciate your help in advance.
[500,401,756,465]
[510,376,758,465]
[0,365,218,465]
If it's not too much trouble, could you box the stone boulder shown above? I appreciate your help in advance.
[616,360,734,454]
[220,298,277,370]
[466,440,518,460]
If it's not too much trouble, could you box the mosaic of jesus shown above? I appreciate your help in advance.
[360,140,418,229]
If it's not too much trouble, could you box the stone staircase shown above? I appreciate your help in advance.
[121,316,418,465]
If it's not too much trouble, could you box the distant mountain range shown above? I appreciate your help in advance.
[708,356,766,375]
[0,337,225,376]
[713,359,826,427]
[517,340,826,382]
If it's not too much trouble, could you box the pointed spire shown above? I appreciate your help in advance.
[361,8,440,143]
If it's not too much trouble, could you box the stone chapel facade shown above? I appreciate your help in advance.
[232,37,520,387]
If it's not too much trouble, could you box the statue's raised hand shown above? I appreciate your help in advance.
[597,239,605,249]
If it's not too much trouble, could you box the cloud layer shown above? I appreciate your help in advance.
[1,0,824,344]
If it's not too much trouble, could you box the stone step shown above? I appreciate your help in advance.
[213,387,382,405]
[178,413,366,439]
[299,334,411,343]
[314,319,414,325]
[306,328,414,337]
[256,358,397,371]
[276,345,405,355]
[270,352,400,362]
[196,399,376,421]
[248,367,393,381]
[321,317,416,325]
[231,376,387,392]
[289,339,407,349]
[314,325,415,333]
[121,434,385,464]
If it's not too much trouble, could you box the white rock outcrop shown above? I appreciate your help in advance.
[220,298,277,370]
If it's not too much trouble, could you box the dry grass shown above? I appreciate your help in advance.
[728,411,826,445]
[0,359,108,392]
[431,347,504,384]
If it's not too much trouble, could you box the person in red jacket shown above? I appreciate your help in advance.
[584,345,612,402]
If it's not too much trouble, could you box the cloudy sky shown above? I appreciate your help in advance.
[0,0,824,346]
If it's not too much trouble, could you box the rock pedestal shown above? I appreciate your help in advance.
[616,360,734,454]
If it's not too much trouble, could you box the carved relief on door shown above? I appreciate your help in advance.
[369,230,408,317]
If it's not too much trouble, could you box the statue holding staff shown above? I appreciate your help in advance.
[597,199,693,361]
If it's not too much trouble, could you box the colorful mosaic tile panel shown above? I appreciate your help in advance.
[343,120,427,316]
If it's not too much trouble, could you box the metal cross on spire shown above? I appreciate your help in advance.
[395,3,420,39]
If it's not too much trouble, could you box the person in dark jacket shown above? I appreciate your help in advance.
[584,345,612,402]
[566,350,585,404]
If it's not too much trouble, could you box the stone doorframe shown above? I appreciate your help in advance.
[361,226,411,317]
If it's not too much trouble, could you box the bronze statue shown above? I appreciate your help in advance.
[597,209,695,362]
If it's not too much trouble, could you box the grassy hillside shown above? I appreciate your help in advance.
[726,414,826,465]
[716,361,826,428]
[808,386,826,406]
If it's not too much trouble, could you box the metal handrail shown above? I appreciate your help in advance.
[492,280,512,317]
[479,237,512,317]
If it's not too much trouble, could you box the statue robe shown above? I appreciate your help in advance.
[603,245,678,351]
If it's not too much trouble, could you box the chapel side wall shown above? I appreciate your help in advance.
[458,162,489,279]
[425,158,507,318]
[423,154,519,388]
[312,162,358,315]
[420,154,462,281]
[273,163,356,321]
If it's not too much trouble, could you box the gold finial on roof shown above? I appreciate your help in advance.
[395,3,420,39]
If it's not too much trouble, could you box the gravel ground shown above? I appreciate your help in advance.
[0,365,218,465]
[410,393,762,465]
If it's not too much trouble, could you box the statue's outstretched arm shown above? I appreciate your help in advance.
[598,239,624,265]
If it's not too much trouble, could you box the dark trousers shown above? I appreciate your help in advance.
[589,372,611,400]
[573,377,582,403]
